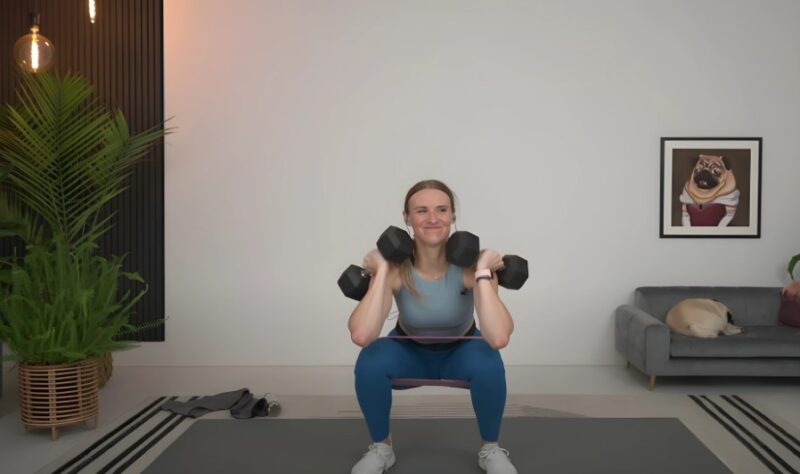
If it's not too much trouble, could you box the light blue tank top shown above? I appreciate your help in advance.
[395,265,475,341]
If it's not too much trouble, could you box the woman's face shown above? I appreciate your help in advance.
[405,188,454,247]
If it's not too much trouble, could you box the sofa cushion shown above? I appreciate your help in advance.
[635,287,782,325]
[670,326,800,358]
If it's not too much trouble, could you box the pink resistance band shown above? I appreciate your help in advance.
[383,335,483,340]
[383,335,478,389]
[392,378,470,389]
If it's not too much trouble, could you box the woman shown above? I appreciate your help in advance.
[348,179,518,474]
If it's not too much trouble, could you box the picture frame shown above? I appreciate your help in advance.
[660,137,762,238]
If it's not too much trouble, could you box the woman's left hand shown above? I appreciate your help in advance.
[476,249,504,272]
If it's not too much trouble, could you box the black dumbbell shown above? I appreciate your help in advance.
[446,232,529,289]
[339,226,528,299]
[338,226,414,300]
[380,226,481,268]
[496,255,529,290]
[338,264,371,301]
[445,231,481,267]
[339,252,529,299]
[378,226,482,268]
[376,226,413,263]
[338,226,474,300]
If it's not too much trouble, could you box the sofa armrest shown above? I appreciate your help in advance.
[615,304,670,374]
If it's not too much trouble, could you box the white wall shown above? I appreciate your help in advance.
[116,0,800,366]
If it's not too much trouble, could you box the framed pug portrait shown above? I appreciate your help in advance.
[660,137,762,238]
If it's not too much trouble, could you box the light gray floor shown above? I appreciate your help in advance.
[1,364,798,473]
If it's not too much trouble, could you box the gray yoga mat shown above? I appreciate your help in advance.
[144,417,731,473]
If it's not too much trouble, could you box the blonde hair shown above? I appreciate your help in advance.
[400,180,457,298]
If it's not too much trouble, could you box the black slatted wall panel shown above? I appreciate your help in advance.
[0,0,165,341]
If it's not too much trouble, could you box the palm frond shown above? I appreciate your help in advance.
[789,254,800,281]
[0,71,169,248]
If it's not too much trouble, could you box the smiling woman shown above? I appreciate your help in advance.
[400,181,459,292]
[345,179,520,474]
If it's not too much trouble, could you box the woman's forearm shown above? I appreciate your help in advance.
[347,264,392,347]
[473,279,514,349]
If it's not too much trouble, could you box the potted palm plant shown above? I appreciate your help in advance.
[0,71,168,438]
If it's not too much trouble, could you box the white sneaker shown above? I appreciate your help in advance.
[351,443,396,474]
[478,444,518,474]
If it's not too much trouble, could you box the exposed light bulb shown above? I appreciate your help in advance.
[31,28,40,70]
[14,22,55,73]
[89,0,97,24]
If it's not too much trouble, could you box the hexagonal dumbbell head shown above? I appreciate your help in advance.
[445,231,480,267]
[337,264,371,300]
[377,226,414,263]
[497,255,529,290]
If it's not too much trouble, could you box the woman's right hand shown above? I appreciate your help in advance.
[362,249,389,275]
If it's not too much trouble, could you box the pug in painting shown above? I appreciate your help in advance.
[679,154,739,226]
[666,298,743,338]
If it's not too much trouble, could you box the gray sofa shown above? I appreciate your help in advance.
[615,286,800,389]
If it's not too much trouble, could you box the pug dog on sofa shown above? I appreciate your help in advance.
[679,154,740,227]
[666,298,743,338]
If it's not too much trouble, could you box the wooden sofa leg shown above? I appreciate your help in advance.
[649,375,656,391]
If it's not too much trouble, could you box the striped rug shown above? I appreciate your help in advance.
[40,394,800,473]
[689,395,800,474]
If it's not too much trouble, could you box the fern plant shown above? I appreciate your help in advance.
[0,164,25,285]
[0,238,147,365]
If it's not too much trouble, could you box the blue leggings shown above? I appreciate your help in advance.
[354,328,507,442]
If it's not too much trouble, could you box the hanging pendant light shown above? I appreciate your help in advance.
[89,0,97,24]
[14,13,55,73]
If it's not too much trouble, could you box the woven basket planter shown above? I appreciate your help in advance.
[98,352,113,388]
[18,358,99,440]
